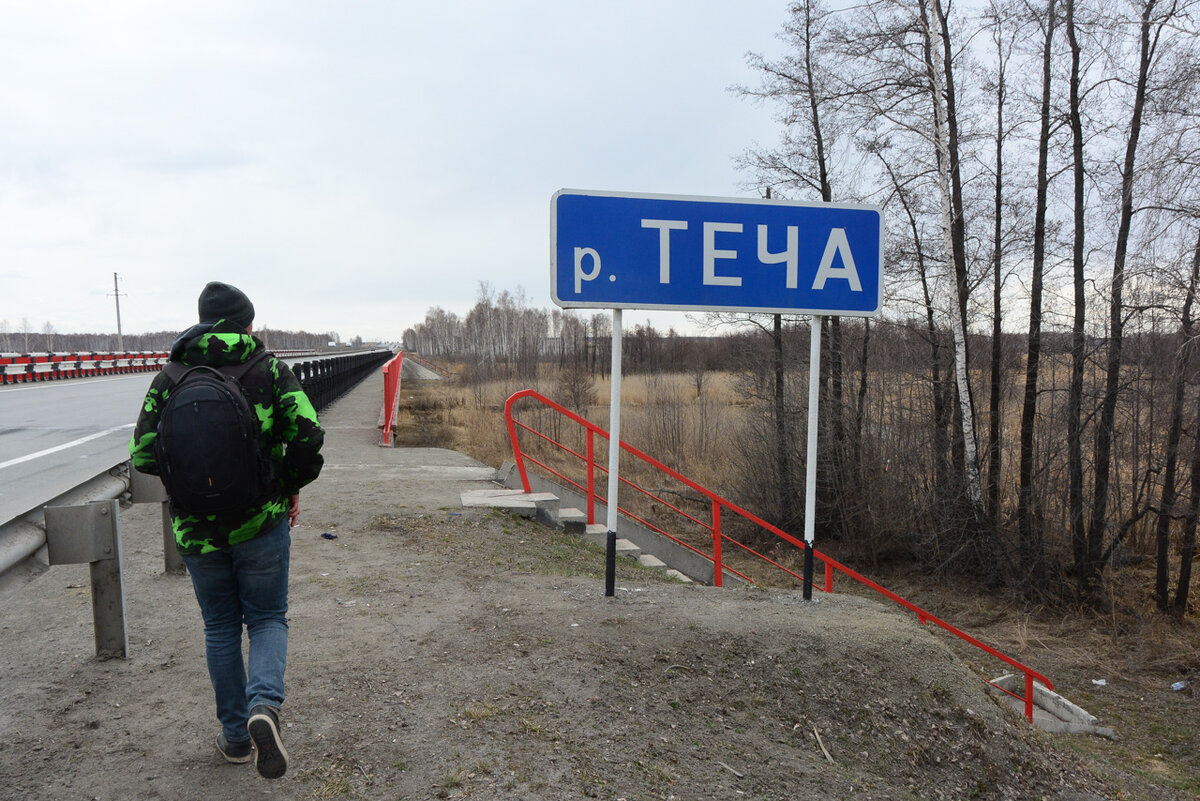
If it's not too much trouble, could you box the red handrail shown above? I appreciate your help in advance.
[504,388,1051,723]
[379,352,404,445]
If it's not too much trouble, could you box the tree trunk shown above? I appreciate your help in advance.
[881,155,951,504]
[775,314,798,527]
[1087,0,1159,594]
[1017,0,1056,583]
[854,319,871,480]
[922,0,983,517]
[1065,0,1089,588]
[986,11,1011,524]
[1160,229,1200,611]
[1176,381,1200,615]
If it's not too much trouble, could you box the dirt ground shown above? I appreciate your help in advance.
[0,377,1196,800]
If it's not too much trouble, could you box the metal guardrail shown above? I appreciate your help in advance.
[0,465,134,657]
[292,350,392,412]
[0,466,131,579]
[504,388,1053,724]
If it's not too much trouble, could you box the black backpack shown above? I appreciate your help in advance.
[154,351,273,514]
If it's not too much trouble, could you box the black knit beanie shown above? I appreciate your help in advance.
[198,281,255,328]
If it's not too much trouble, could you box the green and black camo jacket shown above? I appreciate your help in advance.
[129,319,325,555]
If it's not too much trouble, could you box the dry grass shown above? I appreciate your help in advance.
[403,370,747,490]
[390,366,1200,797]
[397,363,1200,619]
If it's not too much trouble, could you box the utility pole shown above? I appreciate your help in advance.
[111,272,124,351]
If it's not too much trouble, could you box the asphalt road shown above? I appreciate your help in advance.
[0,355,335,525]
[0,373,154,523]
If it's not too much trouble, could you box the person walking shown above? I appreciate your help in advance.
[130,281,324,779]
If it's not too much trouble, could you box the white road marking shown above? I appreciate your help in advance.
[0,424,135,471]
[0,376,148,394]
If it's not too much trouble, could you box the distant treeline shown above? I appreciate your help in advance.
[0,327,350,354]
[404,283,1200,615]
[401,289,1121,382]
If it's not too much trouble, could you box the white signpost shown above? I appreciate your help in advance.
[551,189,883,597]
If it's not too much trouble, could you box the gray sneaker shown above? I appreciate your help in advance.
[247,705,288,779]
[216,732,253,764]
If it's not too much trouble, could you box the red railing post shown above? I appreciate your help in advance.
[586,430,596,525]
[503,391,533,492]
[1025,673,1035,724]
[823,559,833,593]
[712,501,723,588]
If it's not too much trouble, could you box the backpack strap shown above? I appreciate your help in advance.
[161,349,270,385]
[220,349,271,385]
[162,360,190,383]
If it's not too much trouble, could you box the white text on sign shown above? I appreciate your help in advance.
[575,221,863,294]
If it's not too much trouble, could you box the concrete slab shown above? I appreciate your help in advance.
[990,675,1116,738]
[459,489,567,520]
[312,379,499,511]
[400,359,446,381]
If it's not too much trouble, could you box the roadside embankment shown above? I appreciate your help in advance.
[0,375,1160,800]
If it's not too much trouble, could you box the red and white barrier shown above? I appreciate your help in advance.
[0,348,323,385]
[0,351,170,385]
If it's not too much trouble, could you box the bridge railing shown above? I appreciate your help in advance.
[504,387,1052,723]
[0,348,358,385]
[291,350,392,412]
[0,349,394,657]
[379,353,404,445]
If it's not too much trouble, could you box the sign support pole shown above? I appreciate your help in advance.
[604,308,623,597]
[553,190,881,601]
[803,315,822,600]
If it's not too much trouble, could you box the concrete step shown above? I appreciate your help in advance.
[615,538,641,558]
[557,507,588,534]
[464,490,697,584]
[460,489,559,518]
[582,524,608,547]
[664,569,695,584]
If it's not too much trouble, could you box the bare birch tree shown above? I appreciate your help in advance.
[1016,0,1058,583]
[982,2,1023,525]
[1153,229,1200,609]
[919,0,987,531]
[738,0,851,533]
[1086,0,1186,595]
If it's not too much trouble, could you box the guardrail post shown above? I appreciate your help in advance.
[44,500,129,659]
[129,468,183,574]
[158,504,183,573]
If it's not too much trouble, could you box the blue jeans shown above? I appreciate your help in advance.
[182,515,290,744]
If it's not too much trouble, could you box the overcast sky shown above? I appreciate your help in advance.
[0,1,792,343]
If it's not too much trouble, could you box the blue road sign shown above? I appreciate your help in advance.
[551,189,882,316]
